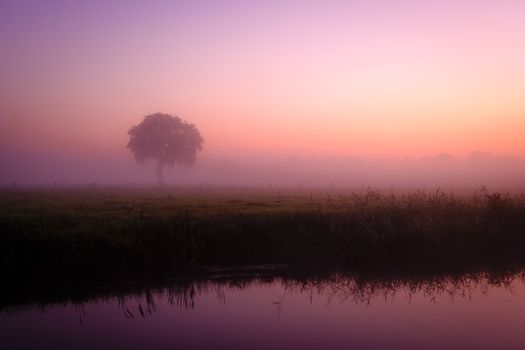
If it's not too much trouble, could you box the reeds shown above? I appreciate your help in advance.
[1,187,525,279]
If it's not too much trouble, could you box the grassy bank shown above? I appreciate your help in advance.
[2,187,525,280]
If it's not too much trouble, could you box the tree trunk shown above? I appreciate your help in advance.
[156,161,164,185]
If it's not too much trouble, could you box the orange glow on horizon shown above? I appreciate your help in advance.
[1,1,525,163]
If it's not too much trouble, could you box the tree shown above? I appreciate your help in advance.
[127,113,204,184]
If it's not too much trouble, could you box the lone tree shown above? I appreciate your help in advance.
[127,113,204,184]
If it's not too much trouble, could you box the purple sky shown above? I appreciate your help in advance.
[1,0,525,185]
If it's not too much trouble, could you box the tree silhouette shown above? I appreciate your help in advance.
[127,113,204,184]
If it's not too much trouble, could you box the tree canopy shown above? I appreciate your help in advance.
[127,113,204,183]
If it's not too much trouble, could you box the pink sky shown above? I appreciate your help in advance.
[1,0,525,184]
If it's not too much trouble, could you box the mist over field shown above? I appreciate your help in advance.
[2,1,525,191]
[1,148,524,189]
[2,3,525,349]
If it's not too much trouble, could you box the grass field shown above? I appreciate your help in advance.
[2,186,525,281]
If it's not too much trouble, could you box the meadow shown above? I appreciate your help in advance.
[2,186,525,283]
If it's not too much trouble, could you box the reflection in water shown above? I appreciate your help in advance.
[1,271,525,350]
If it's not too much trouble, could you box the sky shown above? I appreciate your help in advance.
[1,0,525,185]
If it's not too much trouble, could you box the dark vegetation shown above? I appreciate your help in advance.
[127,113,204,184]
[2,187,525,284]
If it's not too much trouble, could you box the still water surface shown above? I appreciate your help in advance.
[1,272,525,350]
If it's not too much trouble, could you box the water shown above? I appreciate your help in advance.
[1,272,525,350]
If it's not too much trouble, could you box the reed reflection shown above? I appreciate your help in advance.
[2,270,522,319]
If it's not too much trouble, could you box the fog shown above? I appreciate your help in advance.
[2,1,525,190]
[1,148,524,190]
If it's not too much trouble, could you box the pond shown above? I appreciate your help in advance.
[1,270,525,350]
